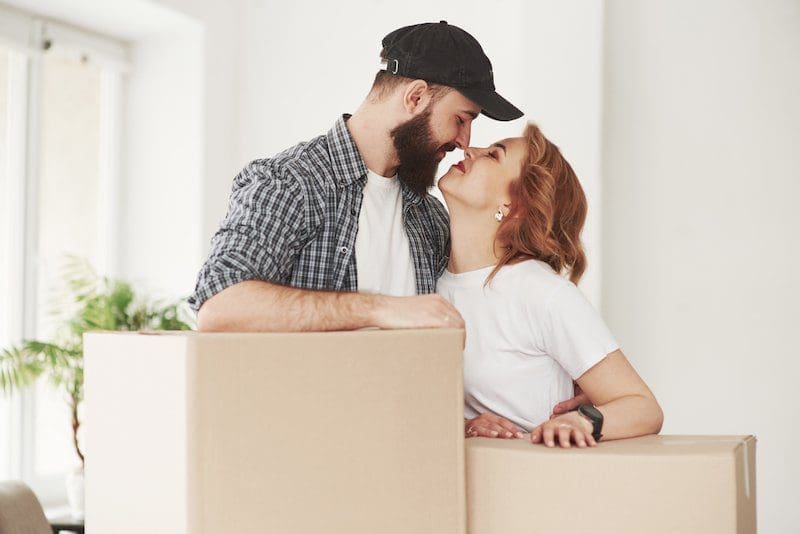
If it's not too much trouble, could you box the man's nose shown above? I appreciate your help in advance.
[454,123,472,150]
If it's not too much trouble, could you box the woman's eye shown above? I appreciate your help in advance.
[489,151,498,160]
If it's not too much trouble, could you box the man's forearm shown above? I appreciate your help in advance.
[197,280,380,332]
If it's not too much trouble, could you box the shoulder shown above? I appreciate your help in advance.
[233,134,332,199]
[491,260,569,298]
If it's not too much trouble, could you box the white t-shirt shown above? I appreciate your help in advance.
[354,169,416,296]
[436,260,619,431]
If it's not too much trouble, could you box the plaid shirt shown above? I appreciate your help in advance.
[189,115,451,312]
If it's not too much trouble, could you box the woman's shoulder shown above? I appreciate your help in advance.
[438,260,571,301]
[494,259,570,294]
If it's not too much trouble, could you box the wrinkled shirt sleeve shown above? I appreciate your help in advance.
[188,160,306,312]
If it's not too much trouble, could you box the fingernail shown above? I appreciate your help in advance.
[490,430,498,436]
[515,432,524,439]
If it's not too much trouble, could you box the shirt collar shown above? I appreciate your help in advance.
[327,114,424,205]
[327,115,368,187]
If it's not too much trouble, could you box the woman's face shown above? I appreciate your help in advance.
[438,136,527,213]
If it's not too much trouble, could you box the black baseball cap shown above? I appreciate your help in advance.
[381,21,523,121]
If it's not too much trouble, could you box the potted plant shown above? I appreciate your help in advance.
[0,257,194,518]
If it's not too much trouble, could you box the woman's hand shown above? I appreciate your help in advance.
[465,413,525,439]
[530,411,597,448]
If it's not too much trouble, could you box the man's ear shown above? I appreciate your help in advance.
[402,79,432,116]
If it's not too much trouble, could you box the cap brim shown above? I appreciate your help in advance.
[456,87,523,122]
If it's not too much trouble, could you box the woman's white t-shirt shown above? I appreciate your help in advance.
[436,260,619,431]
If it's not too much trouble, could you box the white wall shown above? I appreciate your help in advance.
[117,13,203,298]
[121,0,241,297]
[602,1,800,532]
[232,0,605,303]
[151,0,241,245]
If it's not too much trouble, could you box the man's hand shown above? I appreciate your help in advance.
[465,413,525,439]
[371,294,465,330]
[531,411,597,448]
[550,383,590,419]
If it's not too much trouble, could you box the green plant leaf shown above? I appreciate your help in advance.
[1,255,195,463]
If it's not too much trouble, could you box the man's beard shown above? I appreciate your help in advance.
[390,110,455,197]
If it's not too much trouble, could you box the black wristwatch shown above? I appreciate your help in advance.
[576,404,604,442]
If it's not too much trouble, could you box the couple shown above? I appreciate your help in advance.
[189,22,663,448]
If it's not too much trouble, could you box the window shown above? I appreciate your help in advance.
[0,6,128,507]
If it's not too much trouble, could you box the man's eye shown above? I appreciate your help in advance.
[457,116,464,125]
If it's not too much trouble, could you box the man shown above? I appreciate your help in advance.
[190,21,523,332]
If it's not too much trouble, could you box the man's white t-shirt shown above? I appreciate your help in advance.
[355,169,416,296]
[436,260,619,431]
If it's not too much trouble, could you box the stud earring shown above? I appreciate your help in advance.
[494,208,504,222]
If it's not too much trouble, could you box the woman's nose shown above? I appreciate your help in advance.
[464,147,479,159]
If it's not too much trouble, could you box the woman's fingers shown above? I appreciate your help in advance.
[482,422,513,438]
[483,414,520,437]
[542,425,556,447]
[468,414,522,438]
[472,424,501,437]
[558,425,572,448]
[573,428,588,448]
[529,418,600,448]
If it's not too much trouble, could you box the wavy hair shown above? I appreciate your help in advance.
[487,123,588,285]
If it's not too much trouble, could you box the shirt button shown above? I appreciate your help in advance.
[338,246,348,254]
[350,207,357,216]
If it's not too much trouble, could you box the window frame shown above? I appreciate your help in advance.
[0,4,129,507]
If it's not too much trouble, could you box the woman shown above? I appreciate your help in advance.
[436,123,663,448]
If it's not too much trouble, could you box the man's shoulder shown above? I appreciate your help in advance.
[236,134,334,194]
[265,133,333,180]
[271,133,331,171]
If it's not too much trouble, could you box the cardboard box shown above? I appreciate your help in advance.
[466,434,756,534]
[84,330,466,534]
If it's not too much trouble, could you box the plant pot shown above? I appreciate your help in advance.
[65,466,85,520]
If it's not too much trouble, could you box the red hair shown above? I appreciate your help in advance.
[488,123,588,284]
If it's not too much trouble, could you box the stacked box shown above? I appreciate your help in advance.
[84,330,466,534]
[84,330,757,534]
[465,434,756,534]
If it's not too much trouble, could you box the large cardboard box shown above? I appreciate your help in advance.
[84,330,466,534]
[466,434,756,534]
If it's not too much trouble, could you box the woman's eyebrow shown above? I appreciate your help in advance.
[492,143,507,154]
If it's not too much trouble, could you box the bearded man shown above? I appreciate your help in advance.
[190,21,522,332]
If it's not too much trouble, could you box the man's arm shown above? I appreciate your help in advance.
[197,279,464,332]
[549,382,590,418]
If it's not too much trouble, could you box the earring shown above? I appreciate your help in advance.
[494,208,504,222]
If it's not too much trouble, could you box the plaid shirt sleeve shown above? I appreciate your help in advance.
[188,159,308,312]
